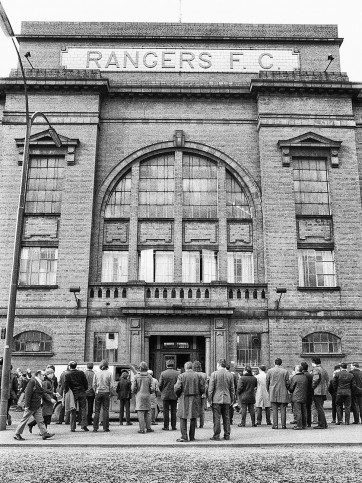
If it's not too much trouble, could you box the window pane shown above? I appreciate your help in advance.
[227,252,254,283]
[93,332,118,362]
[105,171,132,218]
[236,333,261,366]
[19,247,58,286]
[13,331,52,353]
[182,154,217,218]
[226,171,251,219]
[302,332,341,353]
[298,250,336,287]
[293,159,330,215]
[26,156,64,214]
[102,251,128,282]
[138,154,175,218]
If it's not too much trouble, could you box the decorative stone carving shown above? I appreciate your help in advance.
[139,222,173,244]
[130,318,140,328]
[215,319,225,329]
[228,223,252,246]
[298,218,333,243]
[173,130,185,147]
[104,222,128,245]
[184,222,218,244]
[23,217,59,240]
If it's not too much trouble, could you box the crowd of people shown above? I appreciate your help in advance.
[0,355,361,442]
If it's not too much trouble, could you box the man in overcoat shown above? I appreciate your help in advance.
[350,362,362,424]
[174,361,204,442]
[237,366,257,427]
[159,359,179,431]
[333,362,356,425]
[266,358,290,429]
[64,360,89,432]
[14,369,56,441]
[289,365,309,430]
[311,357,329,429]
[208,358,235,440]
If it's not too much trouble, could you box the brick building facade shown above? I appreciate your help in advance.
[0,21,362,377]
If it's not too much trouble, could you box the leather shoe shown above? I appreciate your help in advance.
[224,435,230,440]
[126,422,133,425]
[210,436,220,441]
[272,426,278,429]
[313,426,326,429]
[138,430,145,433]
[162,427,169,431]
[14,434,25,441]
[28,424,33,434]
[81,426,89,432]
[42,432,55,440]
[146,429,154,432]
[293,427,303,430]
[176,438,188,442]
[282,425,287,429]
[103,429,110,432]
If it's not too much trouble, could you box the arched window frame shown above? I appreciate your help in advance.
[301,331,343,356]
[13,330,53,356]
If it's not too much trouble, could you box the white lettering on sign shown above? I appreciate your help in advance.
[61,48,299,72]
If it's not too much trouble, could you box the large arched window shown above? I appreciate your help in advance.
[302,332,341,354]
[13,331,53,353]
[102,151,253,284]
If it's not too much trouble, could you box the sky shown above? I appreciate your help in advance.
[0,0,361,81]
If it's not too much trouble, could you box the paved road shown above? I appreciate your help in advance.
[1,406,361,447]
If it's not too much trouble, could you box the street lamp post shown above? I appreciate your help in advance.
[0,3,62,430]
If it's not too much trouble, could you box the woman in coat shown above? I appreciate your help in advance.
[132,361,153,434]
[237,366,257,427]
[255,365,271,425]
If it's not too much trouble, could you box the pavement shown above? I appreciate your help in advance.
[1,406,361,447]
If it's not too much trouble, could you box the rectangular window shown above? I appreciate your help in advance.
[182,154,217,218]
[236,333,261,367]
[227,252,254,283]
[26,156,64,213]
[138,154,175,218]
[293,159,330,215]
[19,247,58,286]
[102,251,128,282]
[93,332,118,363]
[298,249,336,287]
[182,250,218,283]
[139,249,174,282]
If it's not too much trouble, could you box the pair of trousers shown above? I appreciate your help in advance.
[240,403,255,426]
[70,392,87,431]
[351,395,362,423]
[271,402,287,427]
[29,413,51,429]
[93,392,110,431]
[256,406,271,424]
[86,395,95,425]
[119,398,131,423]
[293,401,307,428]
[163,399,177,429]
[15,406,47,436]
[313,395,327,428]
[336,393,351,424]
[306,402,312,426]
[212,403,231,438]
[331,396,337,421]
[137,410,151,431]
[180,417,196,441]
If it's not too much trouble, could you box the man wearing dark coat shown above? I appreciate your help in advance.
[237,366,257,427]
[14,370,56,441]
[159,359,179,431]
[289,365,309,430]
[174,361,204,442]
[300,361,313,427]
[350,362,362,424]
[311,357,329,429]
[333,362,356,425]
[64,360,89,432]
[116,370,133,425]
[208,358,235,441]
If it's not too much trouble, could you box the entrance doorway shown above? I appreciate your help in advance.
[149,335,205,378]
